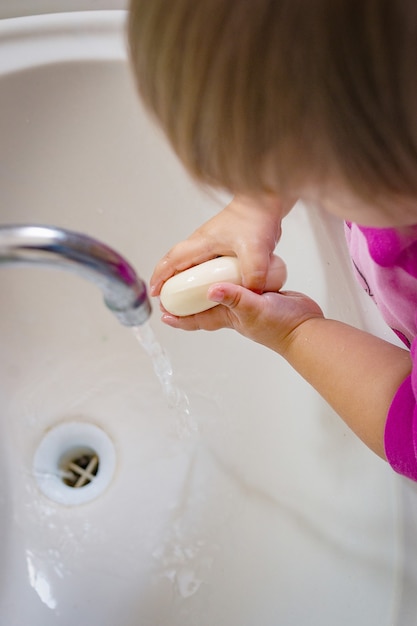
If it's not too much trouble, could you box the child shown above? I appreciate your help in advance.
[128,0,417,481]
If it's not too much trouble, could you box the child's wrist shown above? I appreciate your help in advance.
[278,314,326,362]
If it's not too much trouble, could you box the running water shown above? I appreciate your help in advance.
[132,321,198,438]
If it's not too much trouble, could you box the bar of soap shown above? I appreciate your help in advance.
[160,256,241,316]
[160,255,287,316]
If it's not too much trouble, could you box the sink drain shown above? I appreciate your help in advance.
[61,449,100,488]
[33,422,116,506]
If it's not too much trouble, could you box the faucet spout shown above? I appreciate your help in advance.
[0,224,151,326]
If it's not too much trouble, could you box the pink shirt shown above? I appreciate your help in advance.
[345,222,417,480]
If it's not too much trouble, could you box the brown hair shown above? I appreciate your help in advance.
[128,0,417,203]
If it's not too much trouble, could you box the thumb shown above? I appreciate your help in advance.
[208,282,260,312]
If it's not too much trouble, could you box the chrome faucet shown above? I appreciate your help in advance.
[0,224,151,326]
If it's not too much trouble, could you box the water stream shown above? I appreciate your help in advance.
[132,321,198,438]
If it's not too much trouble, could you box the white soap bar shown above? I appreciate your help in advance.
[160,256,241,316]
[160,255,287,317]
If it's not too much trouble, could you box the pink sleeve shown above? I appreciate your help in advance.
[384,340,417,481]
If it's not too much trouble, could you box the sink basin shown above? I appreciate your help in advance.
[1,11,417,625]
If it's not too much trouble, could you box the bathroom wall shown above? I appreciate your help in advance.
[0,1,126,20]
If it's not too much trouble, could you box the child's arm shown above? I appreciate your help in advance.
[283,316,412,459]
[162,283,412,460]
[150,194,293,296]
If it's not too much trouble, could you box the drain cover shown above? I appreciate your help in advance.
[61,450,100,488]
[33,422,116,506]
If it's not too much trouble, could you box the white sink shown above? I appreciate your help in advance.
[1,11,416,626]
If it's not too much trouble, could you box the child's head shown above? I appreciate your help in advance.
[128,0,417,221]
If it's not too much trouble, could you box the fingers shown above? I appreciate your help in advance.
[153,239,272,296]
[160,283,261,332]
[160,301,232,332]
[159,281,325,361]
[232,219,282,292]
[150,237,218,296]
[265,254,287,292]
[156,253,286,328]
[150,194,286,296]
[208,283,246,309]
[235,243,271,292]
[150,214,236,296]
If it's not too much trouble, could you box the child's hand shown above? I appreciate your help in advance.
[160,282,324,357]
[150,194,293,297]
[161,282,412,463]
